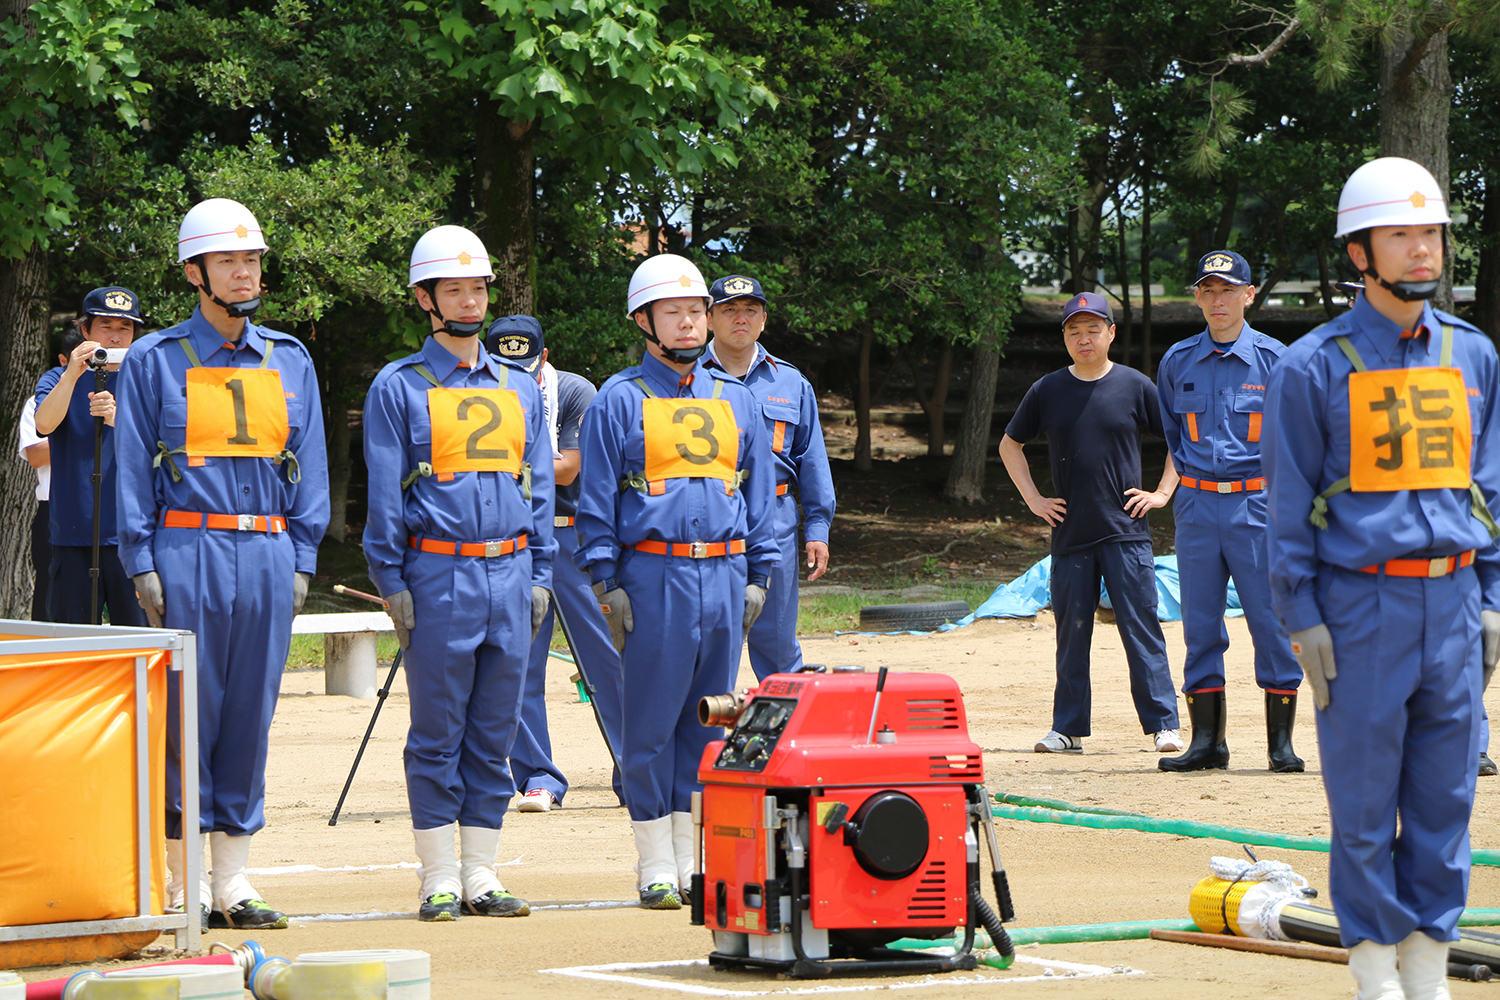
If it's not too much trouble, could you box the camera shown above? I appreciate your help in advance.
[87,347,128,369]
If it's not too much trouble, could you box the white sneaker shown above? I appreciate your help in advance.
[1154,730,1185,753]
[1034,731,1083,753]
[517,788,557,813]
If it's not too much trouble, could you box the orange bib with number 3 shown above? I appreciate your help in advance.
[642,398,739,483]
[427,387,526,476]
[1347,366,1471,492]
[184,367,289,457]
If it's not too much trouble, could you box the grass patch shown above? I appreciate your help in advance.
[797,581,998,636]
[285,632,403,670]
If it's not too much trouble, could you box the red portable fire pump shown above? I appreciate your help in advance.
[690,666,1016,978]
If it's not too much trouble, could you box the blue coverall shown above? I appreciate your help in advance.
[1157,325,1301,695]
[514,369,623,806]
[114,309,329,839]
[574,353,778,822]
[1265,295,1500,948]
[362,337,555,831]
[705,343,835,680]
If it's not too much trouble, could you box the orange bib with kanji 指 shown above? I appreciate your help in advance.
[184,367,290,458]
[427,387,526,476]
[1348,366,1471,492]
[642,397,739,484]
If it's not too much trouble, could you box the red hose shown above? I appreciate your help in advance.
[25,953,236,1000]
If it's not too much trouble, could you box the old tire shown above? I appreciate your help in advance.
[858,601,970,632]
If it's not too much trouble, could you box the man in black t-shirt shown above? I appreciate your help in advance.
[999,291,1181,755]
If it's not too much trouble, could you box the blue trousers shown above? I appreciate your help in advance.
[48,544,148,627]
[514,527,624,804]
[619,550,743,821]
[402,546,531,830]
[747,494,803,681]
[1316,565,1481,947]
[161,527,294,839]
[1173,488,1301,692]
[1050,539,1178,737]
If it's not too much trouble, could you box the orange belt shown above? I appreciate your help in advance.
[1361,550,1475,579]
[776,482,789,496]
[554,516,575,527]
[409,533,528,558]
[1180,475,1266,494]
[633,539,746,559]
[162,510,286,533]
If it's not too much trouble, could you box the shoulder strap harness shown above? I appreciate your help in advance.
[400,362,530,498]
[620,376,750,495]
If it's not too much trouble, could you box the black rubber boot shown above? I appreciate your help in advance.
[1159,689,1229,772]
[1266,691,1305,773]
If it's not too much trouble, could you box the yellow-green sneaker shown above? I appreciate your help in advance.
[419,892,462,922]
[639,883,682,910]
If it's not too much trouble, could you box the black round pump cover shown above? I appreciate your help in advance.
[849,791,929,880]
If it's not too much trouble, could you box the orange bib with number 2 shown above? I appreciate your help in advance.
[1347,366,1471,492]
[427,388,526,476]
[184,367,289,458]
[642,398,739,483]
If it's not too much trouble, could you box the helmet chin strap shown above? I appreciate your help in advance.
[642,307,710,364]
[193,258,261,319]
[419,281,483,336]
[1358,231,1444,302]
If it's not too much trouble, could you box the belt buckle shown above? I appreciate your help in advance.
[485,540,505,558]
[690,541,709,559]
[237,514,256,532]
[1216,481,1233,494]
[1428,556,1449,578]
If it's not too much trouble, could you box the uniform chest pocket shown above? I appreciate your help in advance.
[1174,393,1207,442]
[761,401,800,454]
[1232,393,1264,442]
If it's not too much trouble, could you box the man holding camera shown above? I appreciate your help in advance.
[33,287,148,626]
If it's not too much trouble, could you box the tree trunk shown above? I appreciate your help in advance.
[854,326,873,471]
[1065,205,1082,294]
[1139,166,1153,372]
[0,248,48,618]
[475,102,535,315]
[1317,241,1339,320]
[1114,190,1133,367]
[324,399,351,544]
[942,341,1000,504]
[1477,167,1500,344]
[908,343,953,458]
[1381,23,1451,310]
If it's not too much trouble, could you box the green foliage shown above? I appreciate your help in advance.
[0,0,155,260]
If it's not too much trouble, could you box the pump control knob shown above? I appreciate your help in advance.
[742,737,766,760]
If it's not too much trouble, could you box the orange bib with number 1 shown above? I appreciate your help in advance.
[184,367,289,457]
[1347,366,1471,492]
[427,387,526,475]
[642,398,739,483]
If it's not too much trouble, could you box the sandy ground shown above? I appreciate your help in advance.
[19,614,1500,998]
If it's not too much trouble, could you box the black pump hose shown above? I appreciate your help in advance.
[972,887,1014,957]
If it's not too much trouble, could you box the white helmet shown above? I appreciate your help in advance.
[408,225,494,287]
[1335,157,1451,237]
[625,254,709,316]
[177,198,268,262]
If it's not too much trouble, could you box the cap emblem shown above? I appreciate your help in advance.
[679,274,693,287]
[234,225,249,239]
[457,251,472,266]
[104,291,133,311]
[495,335,531,357]
[1410,191,1427,208]
[1204,254,1233,272]
[725,277,753,294]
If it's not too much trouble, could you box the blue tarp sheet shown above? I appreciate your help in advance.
[940,553,1242,630]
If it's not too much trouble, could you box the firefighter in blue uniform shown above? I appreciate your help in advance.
[574,254,778,909]
[490,315,625,812]
[114,198,330,930]
[1265,157,1500,1000]
[34,286,150,627]
[1156,251,1303,773]
[363,226,555,922]
[704,275,836,679]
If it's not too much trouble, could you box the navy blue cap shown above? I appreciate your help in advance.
[81,286,142,323]
[486,315,544,371]
[1194,250,1253,286]
[1061,291,1113,326]
[709,274,767,307]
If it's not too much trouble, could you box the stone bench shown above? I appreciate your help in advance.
[290,611,392,698]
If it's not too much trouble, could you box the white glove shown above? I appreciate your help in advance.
[592,581,633,652]
[531,586,551,641]
[292,572,310,617]
[744,584,768,631]
[133,571,164,628]
[1289,624,1336,711]
[385,589,416,650]
[1482,610,1500,691]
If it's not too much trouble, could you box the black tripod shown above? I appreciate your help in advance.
[88,352,108,625]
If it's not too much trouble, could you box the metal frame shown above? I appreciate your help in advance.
[0,620,200,952]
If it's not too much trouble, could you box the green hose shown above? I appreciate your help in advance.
[991,802,1500,867]
[994,793,1146,818]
